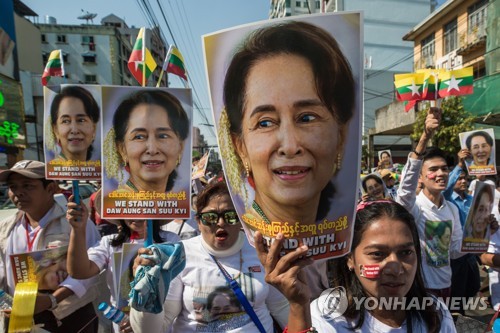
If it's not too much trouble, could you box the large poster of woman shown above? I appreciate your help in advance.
[203,12,362,259]
[101,86,192,220]
[43,84,102,180]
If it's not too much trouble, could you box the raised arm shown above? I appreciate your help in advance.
[66,195,100,279]
[443,149,470,200]
[396,107,442,208]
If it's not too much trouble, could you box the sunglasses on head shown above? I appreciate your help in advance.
[197,210,240,226]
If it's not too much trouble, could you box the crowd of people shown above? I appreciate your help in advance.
[0,112,499,333]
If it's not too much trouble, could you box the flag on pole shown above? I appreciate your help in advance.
[128,28,157,85]
[394,73,425,102]
[41,50,65,86]
[438,67,474,97]
[163,45,187,81]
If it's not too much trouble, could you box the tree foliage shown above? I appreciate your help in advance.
[411,96,475,155]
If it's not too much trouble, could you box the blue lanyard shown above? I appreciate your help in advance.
[209,254,266,333]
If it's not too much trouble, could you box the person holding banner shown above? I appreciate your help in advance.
[129,182,289,333]
[48,85,100,162]
[0,160,101,333]
[104,90,189,193]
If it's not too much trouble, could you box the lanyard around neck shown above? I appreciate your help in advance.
[24,216,41,252]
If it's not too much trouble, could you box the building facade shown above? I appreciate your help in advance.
[370,0,499,167]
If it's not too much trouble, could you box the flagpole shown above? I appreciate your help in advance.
[157,45,173,88]
[142,28,146,87]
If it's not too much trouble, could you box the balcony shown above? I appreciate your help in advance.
[457,25,487,56]
[414,55,436,70]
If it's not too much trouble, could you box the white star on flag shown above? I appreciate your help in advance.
[408,81,421,96]
[133,60,144,70]
[444,75,462,92]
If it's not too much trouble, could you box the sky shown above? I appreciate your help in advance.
[21,0,271,145]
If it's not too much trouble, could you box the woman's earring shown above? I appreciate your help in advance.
[333,153,342,174]
[244,161,250,178]
[177,156,181,166]
[348,266,354,272]
[123,158,130,173]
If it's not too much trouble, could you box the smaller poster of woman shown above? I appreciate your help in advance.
[101,86,192,220]
[43,84,102,180]
[462,181,495,252]
[377,150,393,169]
[459,128,497,176]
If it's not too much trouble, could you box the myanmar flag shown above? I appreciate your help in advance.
[128,28,157,85]
[163,45,187,81]
[41,50,65,86]
[394,73,425,102]
[438,67,474,97]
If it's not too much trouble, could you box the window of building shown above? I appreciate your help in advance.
[62,53,69,64]
[42,53,48,65]
[81,35,94,44]
[468,0,488,36]
[296,1,301,7]
[316,1,320,9]
[421,33,435,68]
[84,75,97,84]
[82,53,96,64]
[41,34,47,43]
[443,18,457,54]
[56,35,67,43]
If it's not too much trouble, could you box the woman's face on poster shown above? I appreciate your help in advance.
[39,259,68,291]
[118,104,183,190]
[471,135,492,166]
[53,97,96,160]
[380,152,391,166]
[235,53,340,207]
[473,192,492,235]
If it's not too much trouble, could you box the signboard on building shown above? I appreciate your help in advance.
[0,74,27,149]
[436,50,463,70]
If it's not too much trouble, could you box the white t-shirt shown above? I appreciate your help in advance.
[397,156,464,289]
[310,298,456,332]
[87,230,179,307]
[130,232,289,333]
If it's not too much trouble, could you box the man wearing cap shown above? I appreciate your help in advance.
[0,160,101,332]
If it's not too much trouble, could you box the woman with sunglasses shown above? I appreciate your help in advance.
[130,181,289,332]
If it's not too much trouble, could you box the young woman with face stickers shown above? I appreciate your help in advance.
[255,201,456,333]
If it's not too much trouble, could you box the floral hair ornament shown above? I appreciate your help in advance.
[356,199,394,212]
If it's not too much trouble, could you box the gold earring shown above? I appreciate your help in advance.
[333,153,342,174]
[244,161,250,178]
[177,156,181,166]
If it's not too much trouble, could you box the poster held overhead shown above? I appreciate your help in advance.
[459,128,496,176]
[101,86,192,220]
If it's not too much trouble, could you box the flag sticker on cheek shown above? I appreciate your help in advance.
[359,264,380,279]
[427,173,437,180]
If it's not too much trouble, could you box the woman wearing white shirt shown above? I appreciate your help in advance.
[256,201,456,333]
[130,181,289,332]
